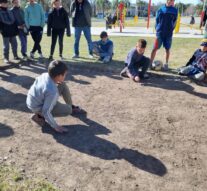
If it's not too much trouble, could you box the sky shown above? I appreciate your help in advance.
[130,0,200,5]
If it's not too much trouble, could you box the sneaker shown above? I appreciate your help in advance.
[103,57,110,63]
[14,56,21,60]
[88,54,94,59]
[30,52,34,59]
[39,53,43,59]
[163,63,169,71]
[72,105,87,115]
[22,54,28,60]
[120,67,129,78]
[60,55,65,60]
[142,73,150,79]
[4,58,9,64]
[49,55,53,60]
[31,114,45,126]
[72,54,79,59]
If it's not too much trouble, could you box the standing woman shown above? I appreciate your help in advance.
[25,0,45,59]
[70,0,93,58]
[47,0,70,60]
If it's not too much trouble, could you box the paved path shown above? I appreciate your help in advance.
[83,27,204,38]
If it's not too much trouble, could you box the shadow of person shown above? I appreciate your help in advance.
[0,87,28,112]
[63,60,123,84]
[41,114,167,176]
[142,72,207,99]
[0,123,14,138]
[0,70,34,89]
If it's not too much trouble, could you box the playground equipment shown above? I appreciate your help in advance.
[105,2,127,32]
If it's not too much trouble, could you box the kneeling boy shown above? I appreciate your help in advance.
[26,60,84,133]
[120,39,150,82]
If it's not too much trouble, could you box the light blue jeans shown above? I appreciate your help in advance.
[74,27,92,56]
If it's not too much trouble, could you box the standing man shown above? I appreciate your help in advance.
[150,0,177,70]
[70,0,93,58]
[25,0,45,59]
[11,0,28,59]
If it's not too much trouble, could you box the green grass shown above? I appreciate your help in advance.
[0,34,201,70]
[0,30,201,70]
[0,165,59,191]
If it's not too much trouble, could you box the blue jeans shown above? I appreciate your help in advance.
[18,30,27,56]
[74,27,92,55]
[92,41,113,61]
[2,36,18,59]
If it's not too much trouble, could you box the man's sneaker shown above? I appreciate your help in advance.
[142,73,150,79]
[163,63,169,71]
[49,55,53,60]
[60,55,65,60]
[72,54,79,59]
[88,54,94,59]
[14,56,21,60]
[30,52,34,59]
[4,58,9,64]
[39,53,43,59]
[22,54,28,60]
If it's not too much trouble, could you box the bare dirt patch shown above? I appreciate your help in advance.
[0,60,207,191]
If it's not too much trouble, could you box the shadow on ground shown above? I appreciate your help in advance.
[0,87,28,112]
[41,114,167,177]
[0,123,14,138]
[143,72,207,99]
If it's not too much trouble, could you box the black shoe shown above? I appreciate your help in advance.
[49,55,53,60]
[14,56,21,60]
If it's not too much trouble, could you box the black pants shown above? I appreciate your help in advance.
[50,28,65,56]
[29,26,43,54]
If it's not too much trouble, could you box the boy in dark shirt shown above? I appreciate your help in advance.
[92,31,113,63]
[120,39,150,83]
[178,40,207,81]
[47,0,71,60]
[70,0,93,58]
[0,0,19,63]
[11,0,28,59]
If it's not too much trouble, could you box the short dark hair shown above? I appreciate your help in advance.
[48,60,68,79]
[100,31,108,39]
[137,39,147,48]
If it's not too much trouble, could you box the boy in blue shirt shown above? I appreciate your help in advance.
[120,39,150,83]
[24,0,45,59]
[150,0,177,70]
[92,31,113,63]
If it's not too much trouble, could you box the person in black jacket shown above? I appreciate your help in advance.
[70,0,93,58]
[0,0,19,63]
[47,0,70,60]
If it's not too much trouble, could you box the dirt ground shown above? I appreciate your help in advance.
[0,60,207,191]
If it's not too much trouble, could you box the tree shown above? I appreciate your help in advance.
[96,0,111,15]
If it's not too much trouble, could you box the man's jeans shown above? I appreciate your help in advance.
[74,27,92,55]
[18,30,27,56]
[2,36,18,59]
